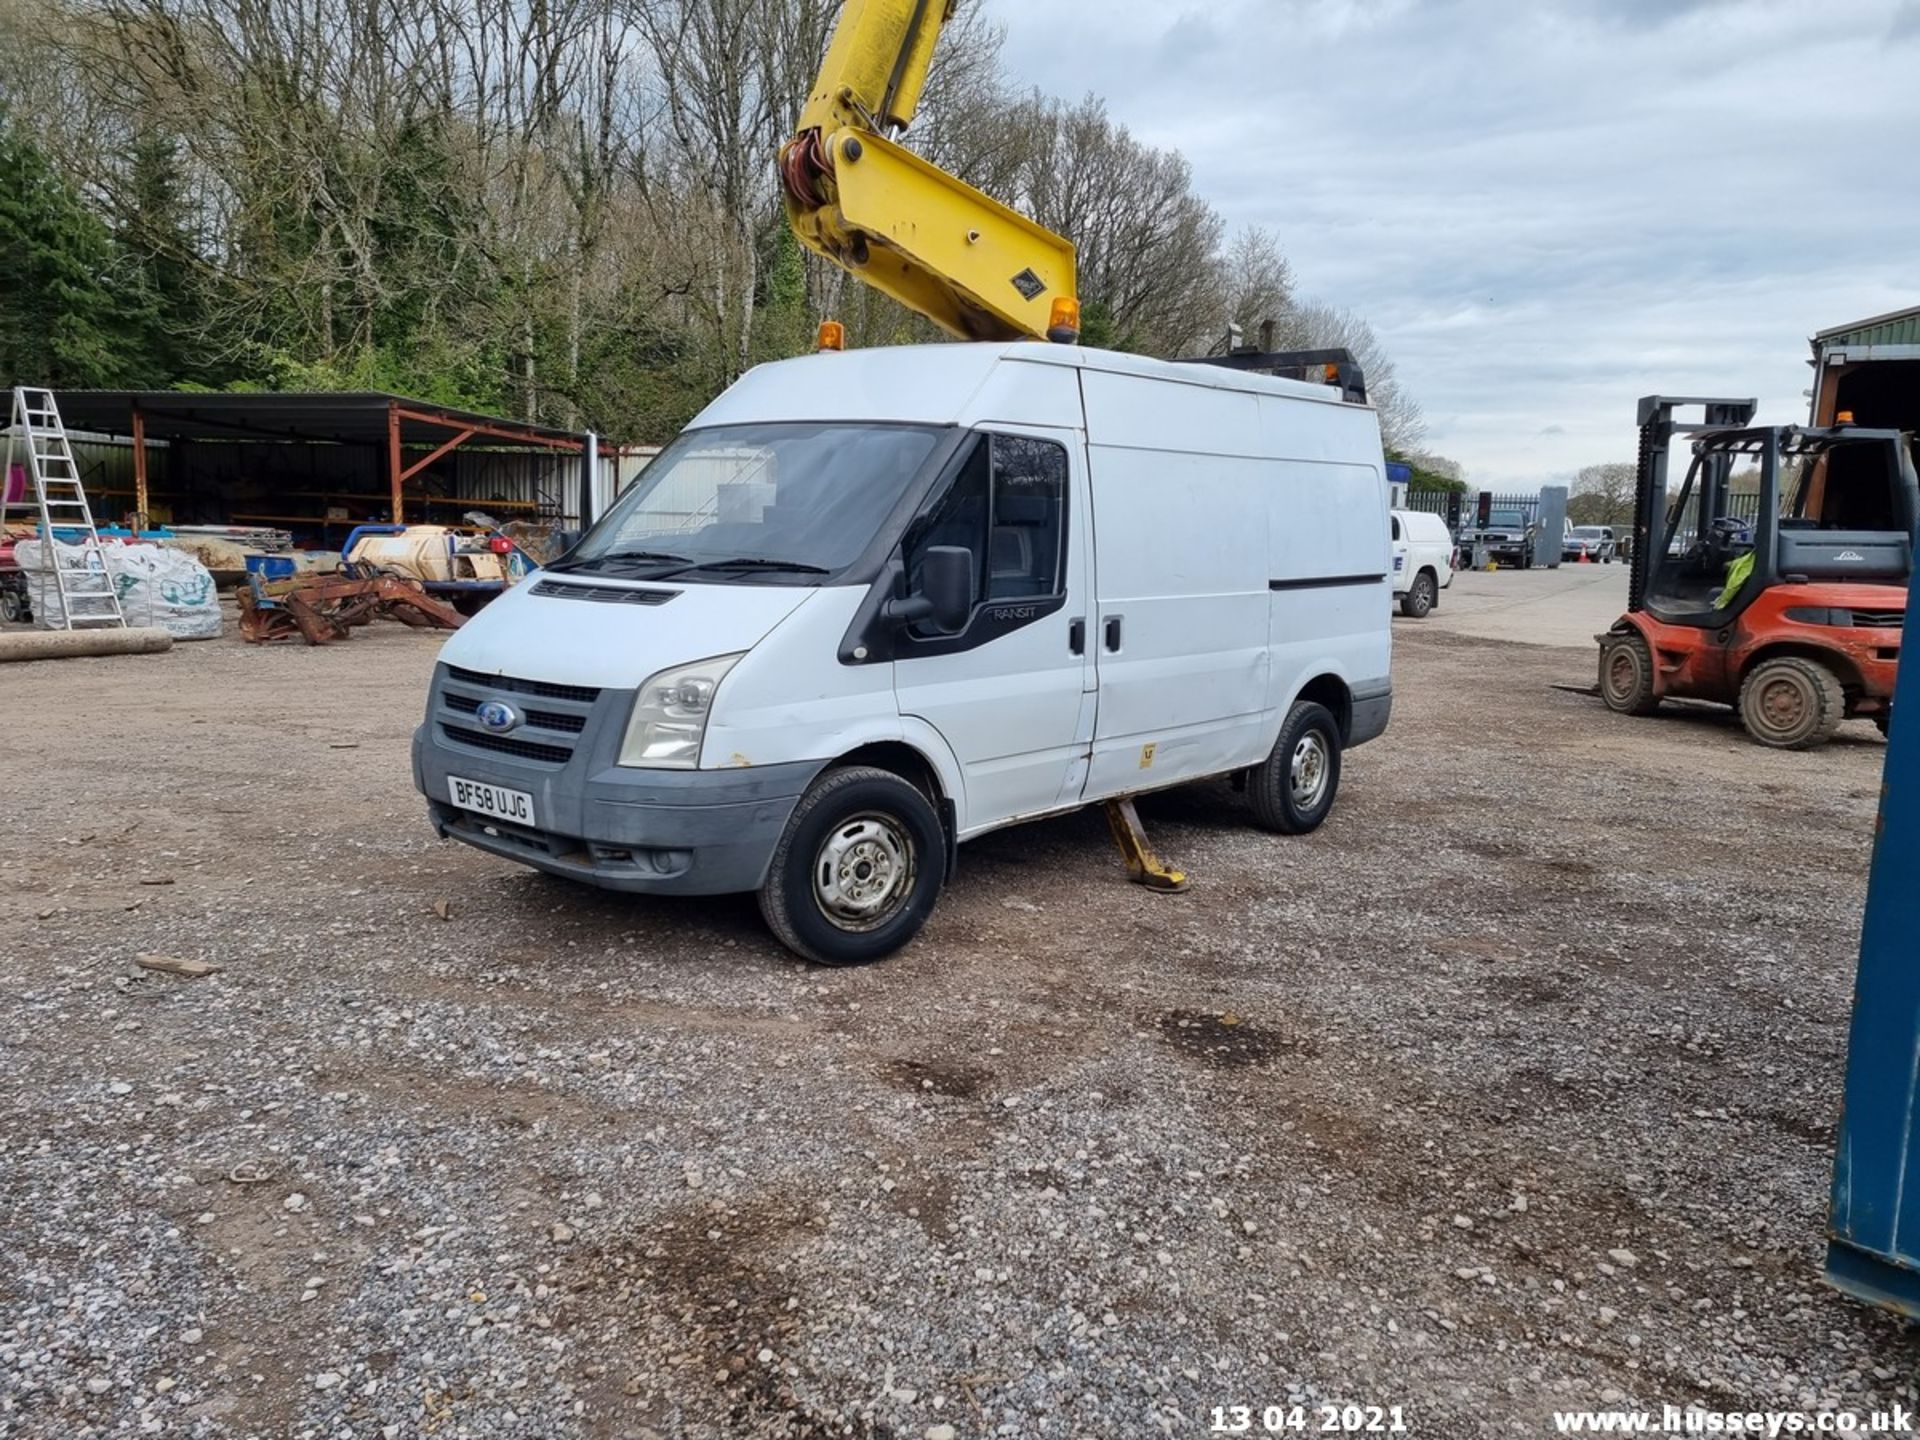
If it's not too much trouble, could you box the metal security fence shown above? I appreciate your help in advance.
[1403,490,1556,533]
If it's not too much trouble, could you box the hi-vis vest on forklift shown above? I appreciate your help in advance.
[408,0,1397,965]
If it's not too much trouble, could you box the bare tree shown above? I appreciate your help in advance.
[11,0,1430,447]
[1220,225,1295,348]
[1569,461,1636,526]
[996,94,1223,356]
[1275,300,1425,450]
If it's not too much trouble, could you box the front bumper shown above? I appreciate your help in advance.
[411,664,821,895]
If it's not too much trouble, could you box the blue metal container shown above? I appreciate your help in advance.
[1826,571,1920,1315]
[244,554,297,583]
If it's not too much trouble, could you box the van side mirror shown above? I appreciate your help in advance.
[885,545,974,633]
[551,529,582,558]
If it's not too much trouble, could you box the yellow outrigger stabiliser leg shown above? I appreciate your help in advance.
[1104,798,1189,893]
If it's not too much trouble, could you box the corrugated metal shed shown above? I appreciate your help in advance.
[1813,306,1920,352]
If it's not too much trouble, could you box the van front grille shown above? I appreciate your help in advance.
[442,691,588,734]
[437,665,601,767]
[447,667,600,704]
[439,723,573,765]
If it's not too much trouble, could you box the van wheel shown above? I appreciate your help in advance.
[1739,656,1843,750]
[1248,701,1342,835]
[758,766,945,965]
[1400,571,1436,618]
[1599,632,1660,716]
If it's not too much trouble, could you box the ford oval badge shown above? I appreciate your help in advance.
[475,699,521,734]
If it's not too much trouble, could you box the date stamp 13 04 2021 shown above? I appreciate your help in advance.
[1210,1403,1411,1434]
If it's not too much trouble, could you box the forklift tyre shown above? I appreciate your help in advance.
[1599,632,1661,717]
[1737,655,1844,750]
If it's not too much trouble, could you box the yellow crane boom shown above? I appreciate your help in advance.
[778,0,1078,343]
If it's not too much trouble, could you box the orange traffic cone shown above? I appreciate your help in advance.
[1578,549,1591,564]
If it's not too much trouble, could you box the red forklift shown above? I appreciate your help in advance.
[1597,395,1916,748]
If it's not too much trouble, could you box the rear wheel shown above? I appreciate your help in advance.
[758,766,945,965]
[1874,709,1891,740]
[1248,700,1343,835]
[1599,631,1660,716]
[1400,571,1436,618]
[1737,656,1845,750]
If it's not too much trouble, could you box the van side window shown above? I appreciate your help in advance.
[906,440,991,609]
[1391,515,1402,541]
[904,433,1069,614]
[986,435,1067,599]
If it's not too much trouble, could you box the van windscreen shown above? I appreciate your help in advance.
[558,422,945,581]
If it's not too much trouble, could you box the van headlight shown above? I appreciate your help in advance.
[619,653,743,769]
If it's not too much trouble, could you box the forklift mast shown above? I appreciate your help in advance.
[1628,395,1757,614]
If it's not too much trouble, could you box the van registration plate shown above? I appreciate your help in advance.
[448,775,536,827]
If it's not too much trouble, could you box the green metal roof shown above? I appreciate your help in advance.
[1813,306,1920,351]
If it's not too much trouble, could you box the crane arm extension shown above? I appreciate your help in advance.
[779,0,1077,343]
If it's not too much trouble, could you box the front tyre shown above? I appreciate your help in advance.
[758,766,945,965]
[1599,631,1660,716]
[1248,700,1343,835]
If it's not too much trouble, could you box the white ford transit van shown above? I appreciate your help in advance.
[412,341,1393,963]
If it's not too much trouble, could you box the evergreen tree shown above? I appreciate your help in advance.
[0,115,148,388]
[117,128,208,384]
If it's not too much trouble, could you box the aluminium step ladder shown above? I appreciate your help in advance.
[2,387,126,629]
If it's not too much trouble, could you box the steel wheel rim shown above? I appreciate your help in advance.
[1605,648,1638,701]
[1755,672,1812,738]
[1289,732,1331,810]
[812,812,915,932]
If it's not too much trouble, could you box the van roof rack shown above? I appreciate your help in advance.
[1175,348,1369,406]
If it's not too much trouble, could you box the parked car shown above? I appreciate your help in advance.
[1391,508,1454,617]
[1563,524,1618,564]
[1459,505,1540,568]
[413,340,1396,965]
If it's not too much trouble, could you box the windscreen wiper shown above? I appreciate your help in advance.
[548,548,689,572]
[679,556,833,576]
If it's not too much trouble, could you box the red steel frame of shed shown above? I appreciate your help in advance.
[49,390,588,530]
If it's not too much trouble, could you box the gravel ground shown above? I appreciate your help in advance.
[1,606,1913,1440]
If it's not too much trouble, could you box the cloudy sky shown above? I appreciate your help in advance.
[984,0,1919,486]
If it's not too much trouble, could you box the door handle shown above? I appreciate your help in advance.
[1068,618,1086,655]
[1104,615,1123,651]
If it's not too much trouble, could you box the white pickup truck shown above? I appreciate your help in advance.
[1390,509,1455,618]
